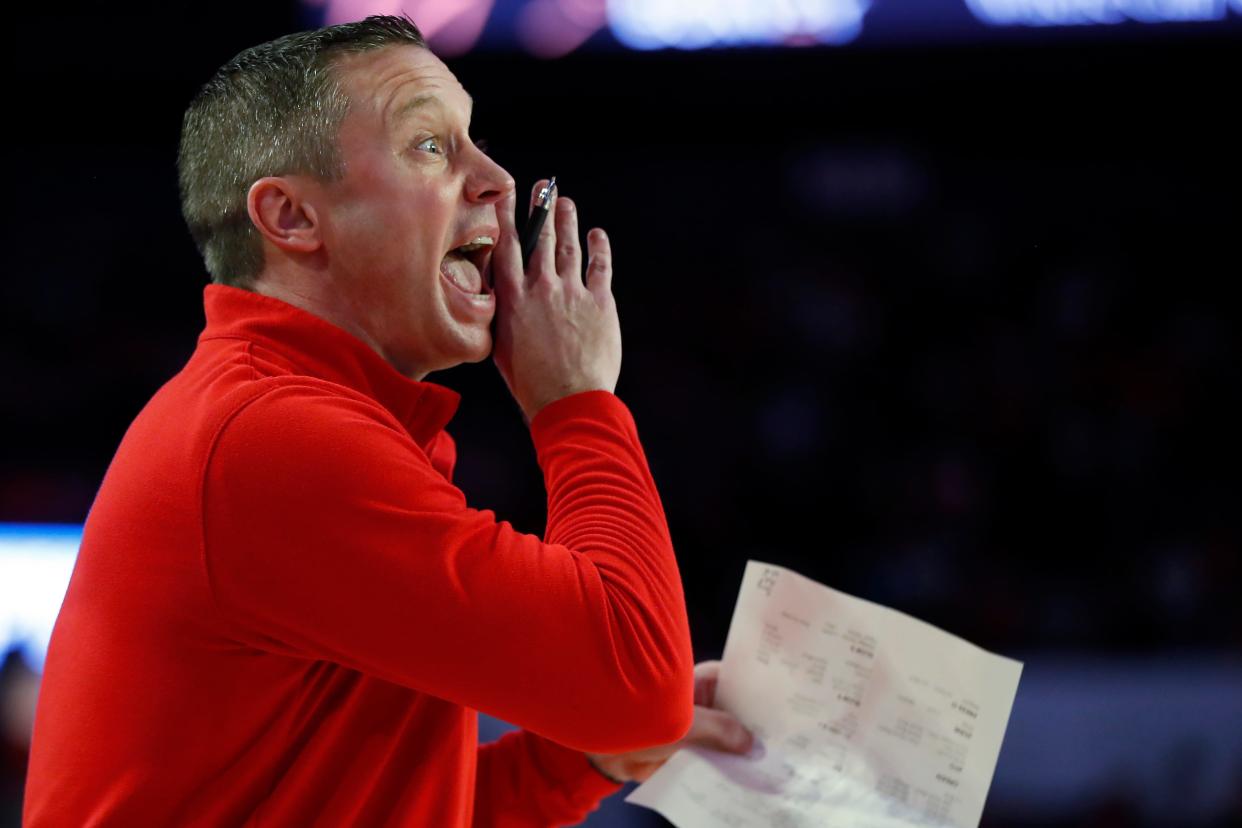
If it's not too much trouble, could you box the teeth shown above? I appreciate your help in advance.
[454,236,494,253]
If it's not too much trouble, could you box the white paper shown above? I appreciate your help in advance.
[627,561,1022,828]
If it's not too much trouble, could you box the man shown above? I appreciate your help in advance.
[24,14,751,827]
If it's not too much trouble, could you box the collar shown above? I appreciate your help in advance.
[198,284,461,448]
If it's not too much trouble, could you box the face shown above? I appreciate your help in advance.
[313,45,514,380]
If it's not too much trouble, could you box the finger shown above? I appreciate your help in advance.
[529,178,548,214]
[526,180,557,281]
[490,186,523,296]
[685,705,753,754]
[554,196,582,284]
[693,660,721,707]
[584,227,612,299]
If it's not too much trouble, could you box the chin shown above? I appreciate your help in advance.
[424,330,493,376]
[459,333,494,366]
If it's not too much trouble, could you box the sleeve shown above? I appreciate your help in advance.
[472,729,622,828]
[201,384,694,753]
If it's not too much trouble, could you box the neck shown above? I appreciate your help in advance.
[250,272,428,382]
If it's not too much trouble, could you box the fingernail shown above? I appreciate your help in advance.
[736,728,754,752]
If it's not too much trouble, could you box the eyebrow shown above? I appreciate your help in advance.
[391,92,474,124]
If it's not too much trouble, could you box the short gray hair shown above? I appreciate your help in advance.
[177,15,427,288]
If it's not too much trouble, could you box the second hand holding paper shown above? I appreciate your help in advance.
[627,561,1023,828]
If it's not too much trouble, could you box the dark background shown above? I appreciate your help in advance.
[3,1,1240,825]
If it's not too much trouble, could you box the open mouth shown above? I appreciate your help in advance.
[440,236,494,297]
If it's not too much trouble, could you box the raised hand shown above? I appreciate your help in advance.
[490,180,622,423]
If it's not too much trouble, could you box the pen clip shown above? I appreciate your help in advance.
[537,177,558,208]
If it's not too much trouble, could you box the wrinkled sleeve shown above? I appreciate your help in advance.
[473,729,622,827]
[201,385,694,753]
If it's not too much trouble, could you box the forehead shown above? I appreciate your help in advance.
[334,44,471,126]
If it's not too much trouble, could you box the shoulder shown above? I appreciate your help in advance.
[204,377,416,484]
[224,375,403,434]
[200,375,466,535]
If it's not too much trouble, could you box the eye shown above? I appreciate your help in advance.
[415,136,443,155]
[473,137,490,155]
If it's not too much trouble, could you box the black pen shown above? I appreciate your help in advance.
[520,177,557,268]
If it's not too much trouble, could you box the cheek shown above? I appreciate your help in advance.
[325,172,457,270]
[404,192,455,254]
[330,202,413,269]
[324,197,383,259]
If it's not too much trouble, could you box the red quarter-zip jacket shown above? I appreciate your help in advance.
[24,285,694,826]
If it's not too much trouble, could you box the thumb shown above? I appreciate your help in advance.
[685,705,753,755]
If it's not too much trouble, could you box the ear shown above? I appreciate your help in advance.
[246,176,323,255]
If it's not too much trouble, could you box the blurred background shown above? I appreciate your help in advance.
[3,0,1240,825]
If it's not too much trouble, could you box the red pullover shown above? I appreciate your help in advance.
[24,285,695,826]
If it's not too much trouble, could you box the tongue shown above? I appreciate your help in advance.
[441,252,482,294]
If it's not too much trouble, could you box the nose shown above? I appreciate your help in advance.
[466,147,515,205]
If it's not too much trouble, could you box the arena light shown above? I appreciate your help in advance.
[605,0,872,49]
[964,0,1236,25]
[516,0,608,58]
[315,0,496,55]
[0,523,81,673]
[302,0,1242,52]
